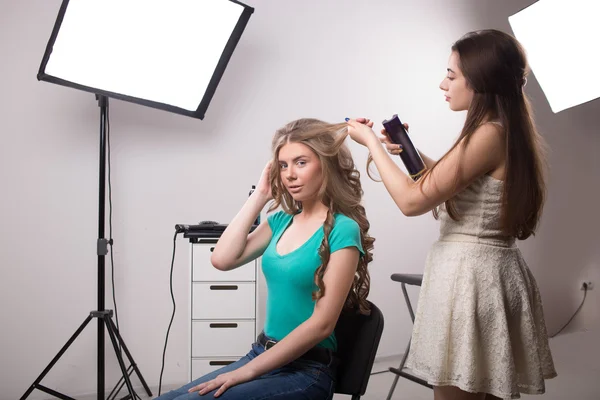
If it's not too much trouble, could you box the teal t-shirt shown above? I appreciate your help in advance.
[262,210,364,351]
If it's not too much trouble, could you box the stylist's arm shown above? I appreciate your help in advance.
[346,117,501,217]
[346,119,420,215]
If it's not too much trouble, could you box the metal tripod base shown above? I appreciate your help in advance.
[20,310,152,400]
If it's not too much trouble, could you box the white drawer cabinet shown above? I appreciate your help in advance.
[192,283,256,320]
[191,358,241,379]
[192,245,256,282]
[189,240,258,380]
[192,321,255,357]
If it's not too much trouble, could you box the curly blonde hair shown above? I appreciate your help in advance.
[267,118,374,315]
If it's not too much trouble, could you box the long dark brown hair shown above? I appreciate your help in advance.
[383,30,546,240]
[267,118,375,314]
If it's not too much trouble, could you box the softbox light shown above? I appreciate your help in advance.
[38,0,254,119]
[21,1,255,399]
[508,0,600,113]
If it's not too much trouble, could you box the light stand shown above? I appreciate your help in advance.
[21,1,254,398]
[20,96,151,400]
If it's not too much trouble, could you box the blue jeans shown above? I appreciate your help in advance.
[155,342,335,400]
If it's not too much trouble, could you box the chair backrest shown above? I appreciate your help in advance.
[333,300,384,396]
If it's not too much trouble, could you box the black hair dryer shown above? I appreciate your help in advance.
[382,114,427,181]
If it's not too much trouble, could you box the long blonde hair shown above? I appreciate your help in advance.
[268,118,374,315]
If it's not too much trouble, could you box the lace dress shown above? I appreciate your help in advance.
[405,174,557,399]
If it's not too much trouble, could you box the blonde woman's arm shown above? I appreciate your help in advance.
[210,162,273,271]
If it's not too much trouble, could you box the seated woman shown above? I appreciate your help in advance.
[156,118,374,399]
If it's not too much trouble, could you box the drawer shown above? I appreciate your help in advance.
[192,320,255,357]
[193,244,256,282]
[192,283,255,320]
[191,358,239,380]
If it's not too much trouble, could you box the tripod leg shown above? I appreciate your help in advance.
[20,315,93,400]
[107,317,153,396]
[105,318,137,399]
[108,365,134,400]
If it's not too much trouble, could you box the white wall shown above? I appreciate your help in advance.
[1,0,598,399]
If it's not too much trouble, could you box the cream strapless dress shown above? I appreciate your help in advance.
[406,174,557,399]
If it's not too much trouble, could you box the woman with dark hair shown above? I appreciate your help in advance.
[347,29,556,399]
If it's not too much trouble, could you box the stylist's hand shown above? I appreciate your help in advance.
[346,118,377,147]
[254,161,274,201]
[379,122,409,156]
[189,366,256,397]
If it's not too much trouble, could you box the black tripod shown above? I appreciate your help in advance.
[20,96,152,400]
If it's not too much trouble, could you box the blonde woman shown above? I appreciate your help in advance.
[156,118,374,400]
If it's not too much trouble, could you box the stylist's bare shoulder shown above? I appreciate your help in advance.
[464,122,506,179]
[483,121,506,179]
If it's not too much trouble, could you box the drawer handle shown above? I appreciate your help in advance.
[210,247,215,252]
[209,361,235,366]
[210,323,238,328]
[210,285,238,290]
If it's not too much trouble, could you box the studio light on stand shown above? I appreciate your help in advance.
[509,0,600,113]
[20,1,254,399]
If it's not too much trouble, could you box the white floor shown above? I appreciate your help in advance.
[335,330,600,400]
[78,330,598,400]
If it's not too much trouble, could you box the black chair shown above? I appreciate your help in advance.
[386,274,433,400]
[334,300,385,400]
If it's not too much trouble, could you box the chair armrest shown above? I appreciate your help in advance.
[390,273,423,286]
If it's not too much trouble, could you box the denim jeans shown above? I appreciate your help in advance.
[155,341,335,400]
